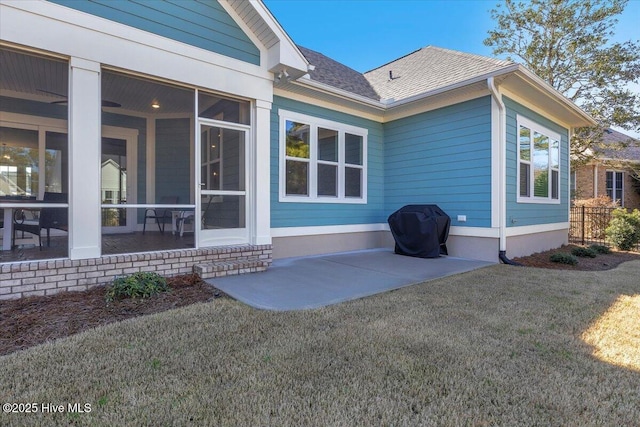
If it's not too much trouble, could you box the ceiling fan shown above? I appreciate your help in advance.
[37,89,121,108]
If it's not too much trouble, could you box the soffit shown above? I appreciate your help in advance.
[500,71,595,129]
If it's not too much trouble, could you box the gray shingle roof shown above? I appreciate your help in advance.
[297,45,380,101]
[596,128,640,162]
[363,46,515,102]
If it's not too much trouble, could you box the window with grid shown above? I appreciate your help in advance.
[517,116,561,203]
[280,110,367,203]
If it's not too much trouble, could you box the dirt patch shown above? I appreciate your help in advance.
[513,244,640,270]
[0,274,222,356]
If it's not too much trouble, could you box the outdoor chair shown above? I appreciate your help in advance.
[143,196,178,234]
[12,192,68,250]
[174,195,214,238]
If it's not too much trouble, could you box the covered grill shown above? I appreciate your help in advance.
[387,205,451,258]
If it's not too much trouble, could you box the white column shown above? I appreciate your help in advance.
[68,57,101,259]
[253,99,272,245]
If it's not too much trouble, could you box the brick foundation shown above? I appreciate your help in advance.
[0,244,272,300]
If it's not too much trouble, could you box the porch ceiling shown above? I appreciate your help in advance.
[0,48,195,115]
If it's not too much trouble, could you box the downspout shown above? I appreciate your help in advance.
[488,77,521,265]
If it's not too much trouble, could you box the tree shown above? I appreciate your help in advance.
[484,0,640,164]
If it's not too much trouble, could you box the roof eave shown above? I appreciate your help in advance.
[289,76,386,109]
[228,0,309,78]
[383,64,520,109]
[511,65,597,128]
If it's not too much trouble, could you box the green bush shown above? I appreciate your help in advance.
[571,247,597,258]
[105,272,169,302]
[605,209,640,251]
[588,244,611,254]
[549,252,578,265]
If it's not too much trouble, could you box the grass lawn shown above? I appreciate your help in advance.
[1,261,639,426]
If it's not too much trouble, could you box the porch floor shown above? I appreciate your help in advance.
[0,232,194,263]
[208,248,494,311]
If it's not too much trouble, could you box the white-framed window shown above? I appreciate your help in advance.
[606,170,624,206]
[279,110,367,203]
[517,115,561,204]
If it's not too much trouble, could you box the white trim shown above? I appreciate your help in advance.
[239,0,309,75]
[0,112,67,131]
[505,222,569,237]
[516,114,562,205]
[0,2,274,102]
[253,99,272,245]
[197,118,251,246]
[278,109,368,204]
[272,223,504,239]
[449,226,500,238]
[501,88,574,131]
[512,67,595,127]
[271,223,388,237]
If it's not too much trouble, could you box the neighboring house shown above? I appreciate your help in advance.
[0,0,595,298]
[572,129,640,208]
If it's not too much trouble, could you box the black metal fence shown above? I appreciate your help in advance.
[569,206,617,246]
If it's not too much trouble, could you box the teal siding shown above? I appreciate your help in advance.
[0,96,67,120]
[271,96,385,228]
[504,97,569,226]
[48,0,260,65]
[384,96,493,228]
[155,118,191,204]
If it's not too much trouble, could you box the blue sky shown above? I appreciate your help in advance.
[264,0,640,136]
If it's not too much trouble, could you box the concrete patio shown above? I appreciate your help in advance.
[208,248,494,311]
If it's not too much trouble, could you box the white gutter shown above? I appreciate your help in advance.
[487,77,509,257]
[515,66,596,127]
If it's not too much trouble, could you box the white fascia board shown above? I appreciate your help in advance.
[245,0,309,76]
[505,222,569,237]
[0,1,273,101]
[273,87,383,122]
[512,67,596,127]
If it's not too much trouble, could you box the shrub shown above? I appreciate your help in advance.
[573,196,619,208]
[571,247,597,258]
[550,253,578,265]
[605,209,640,251]
[105,272,169,302]
[588,244,611,254]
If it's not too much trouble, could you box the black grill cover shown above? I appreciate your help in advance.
[387,205,450,258]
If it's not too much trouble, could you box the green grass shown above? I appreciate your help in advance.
[1,262,639,426]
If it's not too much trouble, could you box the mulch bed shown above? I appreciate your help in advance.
[0,274,221,356]
[2,245,639,357]
[513,244,640,270]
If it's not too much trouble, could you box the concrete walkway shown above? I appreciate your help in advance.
[207,249,493,311]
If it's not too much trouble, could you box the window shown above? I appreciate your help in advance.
[517,116,561,203]
[279,110,367,203]
[606,171,624,206]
